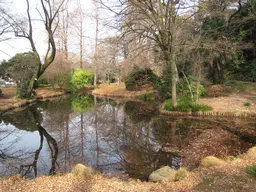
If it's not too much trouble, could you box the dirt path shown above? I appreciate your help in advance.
[198,92,256,114]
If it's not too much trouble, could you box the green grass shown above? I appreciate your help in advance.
[243,102,252,107]
[245,164,256,178]
[138,93,155,102]
[162,97,213,112]
[224,80,256,93]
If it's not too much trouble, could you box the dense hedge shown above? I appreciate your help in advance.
[71,69,94,89]
[125,67,160,91]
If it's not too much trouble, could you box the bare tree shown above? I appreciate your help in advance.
[99,0,199,107]
[93,0,100,86]
[13,0,67,98]
[55,1,70,60]
[0,4,11,42]
[71,0,87,68]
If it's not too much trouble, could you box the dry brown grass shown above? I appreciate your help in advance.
[0,87,65,112]
[92,83,155,98]
[198,92,256,114]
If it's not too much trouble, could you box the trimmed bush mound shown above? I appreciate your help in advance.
[71,69,93,89]
[162,97,213,112]
[125,67,160,91]
[245,165,256,178]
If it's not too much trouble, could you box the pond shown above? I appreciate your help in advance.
[0,94,255,180]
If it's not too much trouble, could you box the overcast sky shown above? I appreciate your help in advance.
[0,0,114,61]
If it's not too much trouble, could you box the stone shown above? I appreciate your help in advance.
[201,156,226,167]
[72,164,93,178]
[246,146,256,158]
[148,166,177,182]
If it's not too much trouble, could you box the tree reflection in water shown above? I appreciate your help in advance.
[0,105,59,177]
[19,124,58,176]
[0,95,254,179]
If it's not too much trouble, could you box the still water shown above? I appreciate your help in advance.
[0,94,255,180]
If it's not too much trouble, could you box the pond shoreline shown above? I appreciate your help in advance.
[0,87,66,114]
[92,83,256,119]
[160,109,256,119]
[0,146,255,192]
[1,84,256,119]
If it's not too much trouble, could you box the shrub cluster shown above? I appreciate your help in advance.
[125,66,160,91]
[162,97,212,112]
[71,69,94,89]
[178,75,205,102]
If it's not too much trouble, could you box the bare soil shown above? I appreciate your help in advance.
[198,92,256,114]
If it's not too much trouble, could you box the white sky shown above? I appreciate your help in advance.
[0,0,115,61]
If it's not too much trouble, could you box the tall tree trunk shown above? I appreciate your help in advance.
[166,49,178,107]
[93,4,99,86]
[64,10,69,60]
[79,22,83,68]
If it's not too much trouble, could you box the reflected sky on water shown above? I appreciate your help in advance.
[0,94,254,180]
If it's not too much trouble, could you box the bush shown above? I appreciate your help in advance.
[36,76,49,87]
[53,72,74,91]
[7,52,39,98]
[245,165,256,178]
[162,97,213,112]
[0,89,2,97]
[71,69,93,89]
[178,75,205,102]
[244,102,251,107]
[156,65,172,99]
[232,59,256,82]
[125,66,161,91]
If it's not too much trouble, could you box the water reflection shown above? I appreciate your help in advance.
[0,94,254,180]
